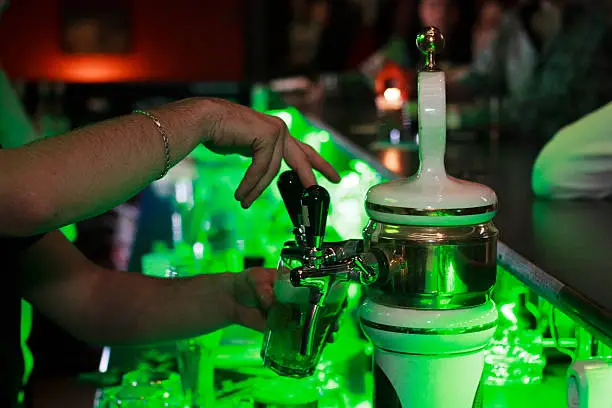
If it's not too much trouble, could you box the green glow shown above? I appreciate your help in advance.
[251,84,269,112]
[20,223,77,392]
[266,107,311,137]
[484,292,546,386]
[20,301,34,389]
[60,223,78,242]
[347,282,360,302]
[500,303,519,325]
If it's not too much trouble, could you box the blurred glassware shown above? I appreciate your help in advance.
[97,370,188,408]
[484,292,546,385]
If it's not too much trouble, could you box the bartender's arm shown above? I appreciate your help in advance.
[20,231,273,344]
[0,97,340,237]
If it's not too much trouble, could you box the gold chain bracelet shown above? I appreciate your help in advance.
[133,109,171,180]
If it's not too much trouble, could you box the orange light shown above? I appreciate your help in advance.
[381,148,403,174]
[383,87,402,103]
[48,56,141,83]
[375,61,410,101]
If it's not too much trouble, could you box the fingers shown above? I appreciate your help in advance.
[234,305,267,332]
[296,140,341,183]
[247,267,275,309]
[231,268,275,332]
[283,138,318,188]
[235,117,288,208]
[234,133,280,207]
[234,114,341,207]
[284,138,342,189]
[241,140,283,208]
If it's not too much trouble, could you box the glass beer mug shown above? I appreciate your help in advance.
[261,255,347,378]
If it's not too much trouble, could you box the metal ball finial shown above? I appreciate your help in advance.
[416,26,445,71]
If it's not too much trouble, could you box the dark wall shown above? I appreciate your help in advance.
[0,0,245,82]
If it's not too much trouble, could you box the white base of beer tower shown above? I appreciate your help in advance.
[360,299,498,408]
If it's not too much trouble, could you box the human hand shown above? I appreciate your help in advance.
[230,267,276,332]
[228,267,346,343]
[201,98,341,208]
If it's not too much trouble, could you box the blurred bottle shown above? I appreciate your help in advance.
[111,202,140,271]
[484,292,546,385]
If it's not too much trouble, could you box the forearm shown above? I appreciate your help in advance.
[22,232,237,345]
[84,270,236,345]
[0,98,215,236]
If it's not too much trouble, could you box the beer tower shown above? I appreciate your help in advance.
[264,27,499,407]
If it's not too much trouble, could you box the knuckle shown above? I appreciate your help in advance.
[269,115,289,132]
[301,142,314,151]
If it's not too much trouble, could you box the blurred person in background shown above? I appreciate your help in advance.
[361,0,417,73]
[529,0,612,201]
[287,0,326,75]
[447,0,542,99]
[453,0,612,143]
[418,0,455,32]
[472,0,503,58]
[388,0,470,68]
[362,0,474,81]
[532,101,612,199]
[413,0,474,68]
[314,0,362,73]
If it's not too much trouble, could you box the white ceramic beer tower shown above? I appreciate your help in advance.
[268,27,499,408]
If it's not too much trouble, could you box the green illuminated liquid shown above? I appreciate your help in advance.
[262,301,342,378]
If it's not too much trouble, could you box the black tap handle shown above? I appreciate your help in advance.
[300,185,330,248]
[277,171,304,227]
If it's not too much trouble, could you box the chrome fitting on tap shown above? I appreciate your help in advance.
[290,248,383,292]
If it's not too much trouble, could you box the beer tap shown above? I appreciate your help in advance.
[276,171,386,356]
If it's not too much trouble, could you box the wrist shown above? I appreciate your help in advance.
[191,272,238,330]
[217,272,240,326]
[190,97,226,144]
[147,97,218,151]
